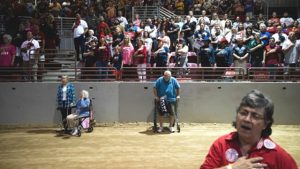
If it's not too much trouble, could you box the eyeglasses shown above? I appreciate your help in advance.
[238,111,265,121]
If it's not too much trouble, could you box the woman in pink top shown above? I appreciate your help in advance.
[0,34,16,67]
[121,36,134,66]
[133,38,148,81]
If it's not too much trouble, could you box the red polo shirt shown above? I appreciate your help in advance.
[200,132,298,169]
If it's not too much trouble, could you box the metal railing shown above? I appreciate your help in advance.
[1,64,300,82]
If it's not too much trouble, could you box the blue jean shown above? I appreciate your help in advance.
[96,60,108,79]
[74,35,85,61]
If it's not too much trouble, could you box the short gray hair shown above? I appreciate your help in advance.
[164,70,172,76]
[3,34,12,42]
[81,90,89,98]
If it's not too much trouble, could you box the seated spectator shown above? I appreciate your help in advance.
[200,90,298,169]
[67,90,90,136]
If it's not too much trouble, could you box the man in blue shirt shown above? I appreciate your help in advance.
[153,70,180,133]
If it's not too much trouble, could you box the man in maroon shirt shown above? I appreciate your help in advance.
[200,90,298,169]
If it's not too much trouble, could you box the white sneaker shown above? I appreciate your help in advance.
[169,127,175,133]
[157,127,163,133]
[71,127,78,136]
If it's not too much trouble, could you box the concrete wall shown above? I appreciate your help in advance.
[0,82,299,125]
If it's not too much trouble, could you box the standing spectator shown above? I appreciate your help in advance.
[272,26,288,46]
[49,0,62,17]
[112,26,124,48]
[266,20,277,36]
[133,38,148,81]
[32,24,46,81]
[106,1,116,20]
[248,33,265,67]
[154,39,169,67]
[254,0,264,15]
[144,18,158,51]
[121,35,134,67]
[72,14,88,62]
[166,18,180,51]
[233,36,249,75]
[198,36,215,67]
[181,16,196,51]
[0,34,16,68]
[215,38,232,67]
[20,31,40,81]
[96,36,111,79]
[264,37,282,79]
[210,13,221,29]
[97,16,111,38]
[244,0,254,19]
[133,14,141,28]
[193,0,204,15]
[84,8,99,33]
[255,13,266,29]
[269,12,280,27]
[116,11,128,30]
[219,0,233,15]
[42,14,58,61]
[175,0,185,15]
[174,38,189,76]
[232,1,245,17]
[143,31,153,64]
[153,70,180,133]
[244,16,253,29]
[259,23,271,46]
[282,32,300,75]
[199,10,211,26]
[111,46,123,80]
[57,75,76,132]
[183,0,193,15]
[200,90,298,169]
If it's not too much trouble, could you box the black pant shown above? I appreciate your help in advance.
[60,107,72,130]
[74,35,85,61]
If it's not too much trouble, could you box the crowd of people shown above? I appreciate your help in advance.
[0,0,300,81]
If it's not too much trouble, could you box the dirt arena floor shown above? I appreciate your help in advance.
[0,123,299,169]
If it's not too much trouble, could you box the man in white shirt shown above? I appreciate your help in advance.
[117,11,128,29]
[282,31,300,75]
[272,25,288,46]
[72,13,88,61]
[21,31,40,80]
[144,18,158,51]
